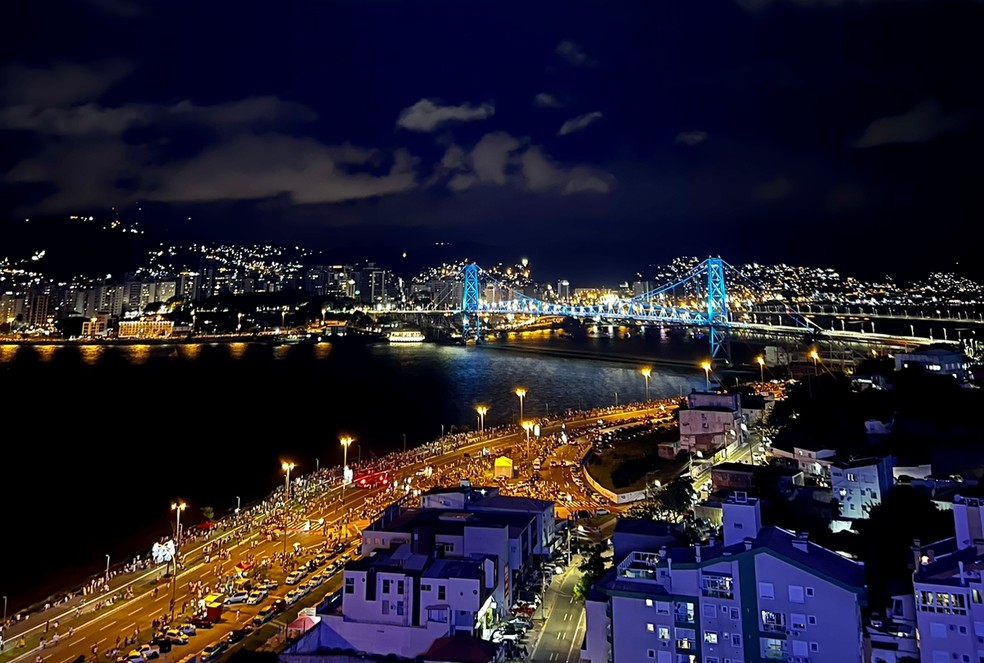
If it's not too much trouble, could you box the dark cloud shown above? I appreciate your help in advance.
[853,101,961,148]
[555,40,596,67]
[533,93,563,109]
[395,99,495,132]
[675,131,709,146]
[145,136,418,205]
[558,111,603,136]
[1,59,136,107]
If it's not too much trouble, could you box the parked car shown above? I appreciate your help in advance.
[285,571,303,585]
[200,641,228,662]
[271,597,287,612]
[176,623,196,636]
[188,615,213,629]
[124,652,147,663]
[224,626,253,645]
[163,629,189,645]
[257,579,279,591]
[285,588,304,605]
[492,631,522,643]
[253,604,277,626]
[246,589,267,605]
[225,590,249,605]
[150,635,173,652]
[506,617,533,630]
[134,644,161,659]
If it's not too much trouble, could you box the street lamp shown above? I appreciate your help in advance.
[809,349,820,376]
[340,436,354,539]
[701,360,712,391]
[476,405,489,434]
[171,501,186,547]
[282,461,295,501]
[403,433,407,453]
[522,420,534,445]
[282,462,295,560]
[315,457,320,473]
[2,595,6,638]
[756,355,765,382]
[235,496,241,515]
[515,388,527,426]
[105,554,110,584]
[170,501,186,618]
[640,366,652,403]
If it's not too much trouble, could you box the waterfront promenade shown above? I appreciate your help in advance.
[0,403,663,663]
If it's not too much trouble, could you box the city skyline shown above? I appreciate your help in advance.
[2,1,982,283]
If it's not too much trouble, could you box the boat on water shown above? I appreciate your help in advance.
[387,329,426,343]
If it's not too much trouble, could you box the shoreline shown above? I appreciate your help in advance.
[475,340,706,370]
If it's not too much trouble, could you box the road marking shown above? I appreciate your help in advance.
[60,655,78,663]
[96,638,106,645]
[550,653,559,661]
[127,606,142,616]
[97,622,114,632]
[564,612,572,621]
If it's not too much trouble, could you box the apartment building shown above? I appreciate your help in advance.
[679,392,745,455]
[583,494,867,663]
[289,543,498,659]
[913,495,984,663]
[830,456,895,520]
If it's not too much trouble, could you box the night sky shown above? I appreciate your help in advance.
[1,0,982,283]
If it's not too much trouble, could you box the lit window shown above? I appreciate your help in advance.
[704,631,719,644]
[648,624,656,632]
[647,599,654,607]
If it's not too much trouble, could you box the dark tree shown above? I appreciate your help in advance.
[853,486,954,609]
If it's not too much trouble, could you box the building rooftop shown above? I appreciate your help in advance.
[600,525,866,596]
[423,634,500,663]
[833,455,892,470]
[423,557,485,581]
[721,527,866,589]
[365,506,535,536]
[470,494,555,512]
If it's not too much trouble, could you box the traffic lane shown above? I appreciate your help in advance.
[531,563,584,663]
[24,408,660,663]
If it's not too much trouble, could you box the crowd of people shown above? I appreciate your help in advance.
[2,397,681,659]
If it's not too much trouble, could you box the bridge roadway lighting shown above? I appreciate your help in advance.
[756,355,765,382]
[339,437,354,540]
[640,366,652,403]
[809,349,820,375]
[515,388,527,427]
[476,405,489,433]
[701,361,712,391]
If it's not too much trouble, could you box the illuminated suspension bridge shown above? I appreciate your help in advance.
[392,257,960,363]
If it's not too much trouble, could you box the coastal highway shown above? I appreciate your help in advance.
[6,405,666,663]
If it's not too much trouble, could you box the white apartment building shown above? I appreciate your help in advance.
[831,456,895,520]
[360,505,531,614]
[420,484,557,558]
[679,392,745,454]
[913,495,984,663]
[583,494,867,663]
[772,441,837,479]
[292,543,498,659]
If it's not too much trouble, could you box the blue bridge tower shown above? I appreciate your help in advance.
[461,263,480,342]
